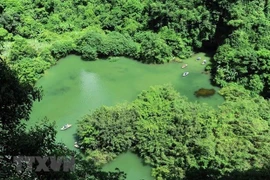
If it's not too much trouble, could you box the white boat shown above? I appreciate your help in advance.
[61,124,72,130]
[74,142,79,148]
[183,72,189,77]
[182,64,188,68]
[202,60,207,64]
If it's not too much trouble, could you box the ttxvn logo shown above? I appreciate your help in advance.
[13,156,75,172]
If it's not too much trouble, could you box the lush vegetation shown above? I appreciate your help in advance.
[1,0,270,179]
[0,0,269,97]
[0,58,125,179]
[77,84,270,179]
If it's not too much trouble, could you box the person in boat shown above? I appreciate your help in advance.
[61,124,71,130]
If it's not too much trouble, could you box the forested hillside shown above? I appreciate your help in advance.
[1,0,270,179]
[0,0,269,97]
[77,84,270,179]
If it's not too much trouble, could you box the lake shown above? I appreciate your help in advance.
[27,53,224,179]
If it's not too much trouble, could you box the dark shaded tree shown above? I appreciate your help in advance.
[0,58,125,179]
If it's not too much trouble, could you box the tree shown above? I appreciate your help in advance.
[134,31,172,63]
[0,58,41,129]
[77,84,270,180]
[0,58,125,179]
[9,37,38,62]
[77,104,137,158]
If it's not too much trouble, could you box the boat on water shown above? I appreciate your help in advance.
[182,64,188,68]
[183,72,189,77]
[61,124,72,130]
[202,60,207,65]
[74,142,79,148]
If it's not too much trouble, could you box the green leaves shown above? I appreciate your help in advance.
[134,31,172,63]
[9,37,37,61]
[210,1,270,98]
[77,104,137,155]
[77,84,270,179]
[51,40,76,59]
[0,58,41,129]
[75,31,139,60]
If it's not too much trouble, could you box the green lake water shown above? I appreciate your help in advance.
[103,151,153,180]
[27,53,224,180]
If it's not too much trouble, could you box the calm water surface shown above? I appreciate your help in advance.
[27,53,224,180]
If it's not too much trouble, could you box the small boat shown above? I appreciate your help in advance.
[61,124,72,130]
[74,142,79,148]
[183,72,189,77]
[182,64,188,68]
[202,60,207,65]
[197,57,201,60]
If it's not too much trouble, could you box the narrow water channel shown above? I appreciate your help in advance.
[27,53,224,179]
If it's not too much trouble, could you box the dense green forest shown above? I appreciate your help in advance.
[0,0,269,97]
[77,84,270,179]
[1,0,270,179]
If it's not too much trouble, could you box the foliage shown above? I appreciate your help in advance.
[75,31,105,60]
[134,31,172,63]
[77,104,137,155]
[75,31,139,60]
[0,57,125,179]
[11,57,51,84]
[1,1,270,179]
[1,0,269,97]
[77,84,270,180]
[102,31,139,58]
[0,58,41,129]
[51,40,76,59]
[210,1,270,97]
[8,37,37,61]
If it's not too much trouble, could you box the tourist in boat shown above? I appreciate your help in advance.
[61,124,72,130]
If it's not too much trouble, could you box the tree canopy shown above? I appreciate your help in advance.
[0,58,125,180]
[1,0,270,179]
[77,84,270,180]
[0,0,269,97]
